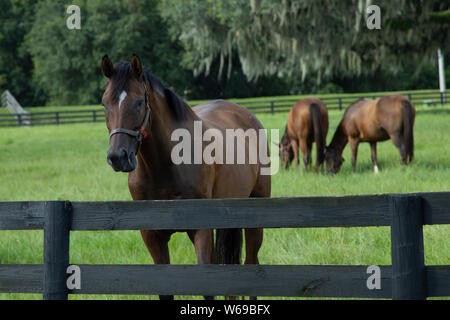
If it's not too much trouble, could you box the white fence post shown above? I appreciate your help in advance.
[438,49,446,105]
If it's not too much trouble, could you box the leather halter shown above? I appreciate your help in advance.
[109,82,151,154]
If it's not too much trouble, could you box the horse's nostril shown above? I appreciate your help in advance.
[107,149,114,164]
[107,148,129,169]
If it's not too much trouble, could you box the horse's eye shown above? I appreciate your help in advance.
[135,99,144,108]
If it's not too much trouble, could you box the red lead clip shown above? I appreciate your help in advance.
[141,126,148,139]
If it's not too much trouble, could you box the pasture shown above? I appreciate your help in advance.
[0,106,449,300]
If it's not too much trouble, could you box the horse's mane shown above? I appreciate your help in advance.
[280,125,290,145]
[110,61,187,120]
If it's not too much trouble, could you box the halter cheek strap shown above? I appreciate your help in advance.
[109,82,152,153]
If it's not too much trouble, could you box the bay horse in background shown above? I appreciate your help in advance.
[277,98,329,172]
[101,54,270,300]
[325,95,415,173]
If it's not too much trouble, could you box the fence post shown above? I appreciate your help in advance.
[440,92,446,106]
[17,114,22,126]
[55,112,60,125]
[389,195,426,300]
[338,97,342,111]
[93,110,97,123]
[43,201,71,300]
[270,101,274,114]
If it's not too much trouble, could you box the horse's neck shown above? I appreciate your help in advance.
[137,94,198,181]
[330,121,348,154]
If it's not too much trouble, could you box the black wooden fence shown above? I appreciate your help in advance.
[0,192,449,300]
[230,89,448,114]
[0,90,448,127]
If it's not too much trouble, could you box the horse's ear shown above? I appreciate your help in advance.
[131,54,143,79]
[101,54,114,78]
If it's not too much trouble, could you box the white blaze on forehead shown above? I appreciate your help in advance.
[118,91,127,111]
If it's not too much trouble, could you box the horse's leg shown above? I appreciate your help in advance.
[140,230,173,300]
[290,139,300,170]
[188,229,214,300]
[244,229,262,265]
[299,139,310,171]
[349,138,359,172]
[244,176,270,301]
[306,140,313,172]
[244,228,263,300]
[390,134,407,165]
[370,142,379,173]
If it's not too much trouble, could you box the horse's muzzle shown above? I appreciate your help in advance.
[107,147,136,172]
[326,167,339,175]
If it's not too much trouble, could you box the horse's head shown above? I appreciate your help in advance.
[101,54,151,172]
[277,134,294,169]
[324,146,345,174]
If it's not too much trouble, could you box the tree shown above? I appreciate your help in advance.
[25,0,194,105]
[160,0,450,82]
[0,0,43,106]
[5,0,449,107]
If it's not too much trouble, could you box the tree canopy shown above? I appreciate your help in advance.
[26,0,195,105]
[0,0,448,106]
[0,0,41,106]
[160,0,450,81]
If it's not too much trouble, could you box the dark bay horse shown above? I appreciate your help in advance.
[101,54,270,300]
[325,95,415,173]
[277,98,328,172]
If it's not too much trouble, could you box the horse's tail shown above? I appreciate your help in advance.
[402,99,414,163]
[215,229,242,265]
[310,103,325,167]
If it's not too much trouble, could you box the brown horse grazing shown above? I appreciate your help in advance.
[277,98,329,172]
[101,54,270,300]
[325,95,415,174]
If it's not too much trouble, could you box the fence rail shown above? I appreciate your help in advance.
[0,90,448,127]
[0,192,449,299]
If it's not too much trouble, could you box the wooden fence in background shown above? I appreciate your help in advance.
[0,90,448,127]
[0,192,449,299]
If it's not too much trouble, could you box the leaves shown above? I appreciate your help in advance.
[160,0,450,81]
[1,0,449,106]
[25,0,193,105]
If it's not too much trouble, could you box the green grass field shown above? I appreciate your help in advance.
[0,106,449,300]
